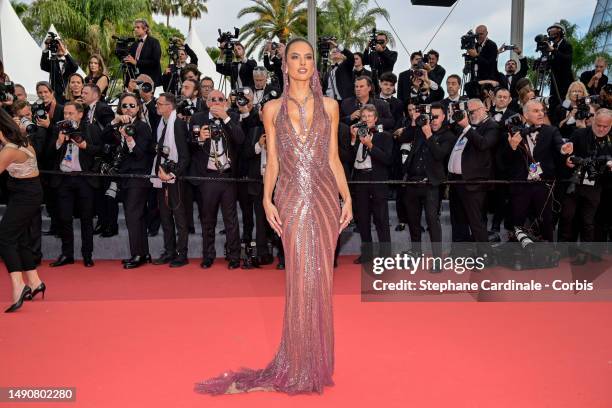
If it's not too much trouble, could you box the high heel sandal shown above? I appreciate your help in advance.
[5,286,33,313]
[30,282,46,300]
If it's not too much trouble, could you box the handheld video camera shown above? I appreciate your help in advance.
[44,32,61,56]
[460,30,478,51]
[534,34,553,54]
[168,37,183,64]
[368,28,381,52]
[113,35,137,60]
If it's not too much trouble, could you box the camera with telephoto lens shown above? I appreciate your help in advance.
[20,117,37,135]
[218,27,240,61]
[155,145,178,175]
[460,30,478,50]
[0,81,15,102]
[317,36,337,61]
[450,100,469,122]
[259,89,280,108]
[367,28,384,52]
[504,113,527,135]
[57,119,82,143]
[575,96,595,121]
[44,32,60,56]
[415,104,433,127]
[99,143,126,176]
[32,100,47,121]
[235,87,251,107]
[354,121,370,138]
[111,122,136,138]
[534,34,553,54]
[113,35,137,59]
[566,154,612,193]
[176,98,197,117]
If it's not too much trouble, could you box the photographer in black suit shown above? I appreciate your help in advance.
[363,32,398,84]
[498,45,528,99]
[398,103,457,264]
[263,42,284,92]
[466,25,499,81]
[546,23,574,109]
[40,36,78,104]
[189,90,245,269]
[353,52,372,82]
[126,19,162,88]
[348,104,393,264]
[398,52,442,106]
[150,93,191,267]
[490,88,517,125]
[580,57,609,96]
[216,41,257,90]
[110,93,154,269]
[341,76,394,131]
[322,40,355,102]
[48,102,102,268]
[559,109,612,264]
[378,72,404,127]
[447,98,498,259]
[503,100,573,242]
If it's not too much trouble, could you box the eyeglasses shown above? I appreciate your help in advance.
[209,97,226,103]
[121,103,137,109]
[468,108,481,115]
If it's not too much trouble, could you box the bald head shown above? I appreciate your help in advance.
[593,108,612,138]
[476,25,488,44]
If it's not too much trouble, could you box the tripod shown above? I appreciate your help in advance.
[107,62,139,103]
[461,53,475,96]
[533,54,561,104]
[166,64,183,96]
[47,50,66,99]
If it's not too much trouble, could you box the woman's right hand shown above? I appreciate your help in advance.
[264,199,282,236]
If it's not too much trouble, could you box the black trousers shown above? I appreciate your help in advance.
[353,171,391,243]
[95,179,119,229]
[448,174,488,244]
[123,184,151,257]
[146,188,161,234]
[559,185,601,245]
[182,181,198,231]
[509,183,554,241]
[402,184,442,256]
[157,181,189,256]
[29,206,42,264]
[0,177,43,273]
[251,190,270,256]
[394,185,408,224]
[237,182,255,239]
[57,176,95,257]
[197,172,241,261]
[491,185,512,231]
[595,187,612,242]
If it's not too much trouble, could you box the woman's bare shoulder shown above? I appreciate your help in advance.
[322,96,339,116]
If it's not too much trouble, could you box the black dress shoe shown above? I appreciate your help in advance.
[93,223,104,235]
[30,282,46,300]
[83,256,94,267]
[5,286,32,313]
[353,255,372,264]
[257,254,274,265]
[100,227,118,238]
[395,223,406,232]
[148,230,159,237]
[170,256,188,268]
[122,254,152,264]
[188,226,195,234]
[200,257,214,268]
[153,252,175,265]
[228,259,241,269]
[124,255,148,269]
[50,255,74,267]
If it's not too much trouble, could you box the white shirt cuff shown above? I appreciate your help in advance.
[223,116,231,125]
[254,142,262,155]
[126,139,136,152]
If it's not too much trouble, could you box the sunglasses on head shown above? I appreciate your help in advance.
[209,97,225,103]
[121,103,137,109]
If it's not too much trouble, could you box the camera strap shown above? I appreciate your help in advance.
[154,122,168,173]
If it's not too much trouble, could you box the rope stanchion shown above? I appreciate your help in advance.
[37,170,560,186]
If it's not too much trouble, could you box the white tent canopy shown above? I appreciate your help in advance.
[43,24,86,77]
[185,27,229,92]
[0,0,48,98]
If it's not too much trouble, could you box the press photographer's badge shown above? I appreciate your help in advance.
[582,171,596,186]
[528,162,543,180]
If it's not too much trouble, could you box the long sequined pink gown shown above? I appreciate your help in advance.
[194,59,341,396]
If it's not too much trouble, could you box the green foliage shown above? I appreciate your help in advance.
[558,19,612,76]
[181,0,209,31]
[151,0,181,26]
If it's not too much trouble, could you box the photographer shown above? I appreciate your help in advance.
[503,100,573,242]
[397,103,457,264]
[162,40,198,95]
[426,50,446,89]
[363,32,398,79]
[353,52,372,82]
[252,67,279,108]
[322,40,355,101]
[554,81,589,138]
[150,93,191,267]
[466,25,499,81]
[110,93,154,269]
[377,72,404,127]
[263,41,284,92]
[64,73,84,103]
[189,90,245,269]
[398,52,441,106]
[82,84,114,133]
[447,98,498,260]
[13,84,27,102]
[341,76,394,130]
[498,45,528,99]
[126,19,162,88]
[84,55,110,99]
[580,57,609,96]
[40,34,78,104]
[48,102,102,268]
[545,23,574,109]
[178,78,205,119]
[129,74,160,131]
[491,88,517,124]
[559,109,612,264]
[216,40,257,90]
[348,104,393,264]
[441,75,462,114]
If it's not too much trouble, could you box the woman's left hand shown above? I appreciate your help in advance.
[339,201,353,232]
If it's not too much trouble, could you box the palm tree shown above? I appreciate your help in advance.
[319,0,393,51]
[559,19,612,76]
[181,0,208,31]
[237,0,308,56]
[10,0,29,17]
[151,0,182,27]
[32,0,150,63]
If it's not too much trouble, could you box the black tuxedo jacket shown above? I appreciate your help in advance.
[348,130,394,181]
[397,126,457,186]
[152,116,191,178]
[188,112,245,183]
[86,101,114,132]
[378,95,404,128]
[337,122,354,181]
[144,98,161,132]
[580,70,609,96]
[502,56,528,98]
[216,58,257,90]
[322,49,355,100]
[502,125,565,181]
[241,124,266,195]
[129,36,163,87]
[48,122,102,189]
[263,54,284,92]
[340,96,394,131]
[40,53,78,104]
[550,39,574,99]
[475,39,499,81]
[117,120,154,188]
[363,48,398,76]
[455,118,499,190]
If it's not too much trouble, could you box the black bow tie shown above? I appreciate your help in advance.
[138,39,144,43]
[495,111,503,115]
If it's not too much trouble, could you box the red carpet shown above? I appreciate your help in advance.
[1,257,611,407]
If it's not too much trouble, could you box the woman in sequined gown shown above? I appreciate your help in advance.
[194,39,353,395]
